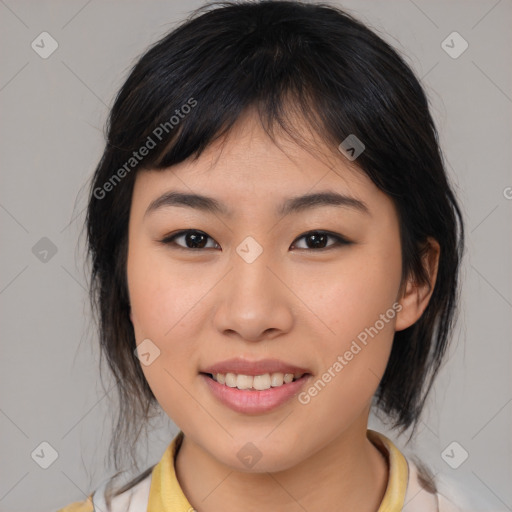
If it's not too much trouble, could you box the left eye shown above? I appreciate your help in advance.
[291,230,351,250]
[159,229,351,251]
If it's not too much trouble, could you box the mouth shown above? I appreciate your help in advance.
[200,370,312,414]
[199,358,313,413]
[200,371,309,391]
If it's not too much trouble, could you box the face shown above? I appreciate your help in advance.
[127,112,408,473]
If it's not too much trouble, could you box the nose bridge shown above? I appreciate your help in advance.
[230,238,277,309]
[213,237,292,340]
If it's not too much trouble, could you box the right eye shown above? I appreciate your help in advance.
[159,230,221,250]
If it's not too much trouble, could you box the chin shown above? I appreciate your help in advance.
[216,439,301,474]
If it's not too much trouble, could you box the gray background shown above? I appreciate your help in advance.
[0,1,511,511]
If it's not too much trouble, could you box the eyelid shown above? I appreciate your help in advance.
[159,229,353,251]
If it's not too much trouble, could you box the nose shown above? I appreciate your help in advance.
[212,248,294,343]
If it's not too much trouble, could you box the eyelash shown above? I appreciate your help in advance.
[159,229,352,252]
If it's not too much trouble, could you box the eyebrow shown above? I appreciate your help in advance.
[144,190,370,219]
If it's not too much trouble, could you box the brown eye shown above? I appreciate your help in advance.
[161,230,220,250]
[291,231,351,250]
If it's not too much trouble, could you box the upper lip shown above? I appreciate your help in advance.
[201,358,311,376]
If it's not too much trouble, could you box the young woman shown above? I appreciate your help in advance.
[57,1,471,510]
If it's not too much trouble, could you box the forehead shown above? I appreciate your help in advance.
[132,111,389,219]
[187,110,366,184]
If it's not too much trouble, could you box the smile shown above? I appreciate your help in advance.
[207,372,306,390]
[200,372,311,414]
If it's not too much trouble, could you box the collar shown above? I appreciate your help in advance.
[147,429,410,512]
[367,429,409,511]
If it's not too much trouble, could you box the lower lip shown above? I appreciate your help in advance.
[200,373,311,414]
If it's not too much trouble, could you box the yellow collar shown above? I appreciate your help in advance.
[147,429,409,511]
[368,429,409,511]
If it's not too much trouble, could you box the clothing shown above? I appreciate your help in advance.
[56,430,469,512]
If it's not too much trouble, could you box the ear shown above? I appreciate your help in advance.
[395,237,440,332]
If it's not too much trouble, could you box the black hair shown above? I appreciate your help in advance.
[84,0,465,499]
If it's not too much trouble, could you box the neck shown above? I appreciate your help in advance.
[174,414,388,512]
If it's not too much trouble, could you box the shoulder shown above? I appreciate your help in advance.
[406,456,499,512]
[56,495,94,512]
[403,456,462,511]
[93,471,152,512]
[57,468,153,512]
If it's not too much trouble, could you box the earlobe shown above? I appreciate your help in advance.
[395,237,440,332]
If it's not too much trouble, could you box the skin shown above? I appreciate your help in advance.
[127,110,440,512]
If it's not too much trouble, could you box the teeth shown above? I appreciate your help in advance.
[211,372,304,390]
[236,374,253,389]
[253,374,271,390]
[283,373,294,384]
[225,373,237,387]
[270,373,284,387]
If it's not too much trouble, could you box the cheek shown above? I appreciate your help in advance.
[293,239,401,404]
[295,274,397,436]
[302,249,401,347]
[127,246,199,427]
[127,242,201,343]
